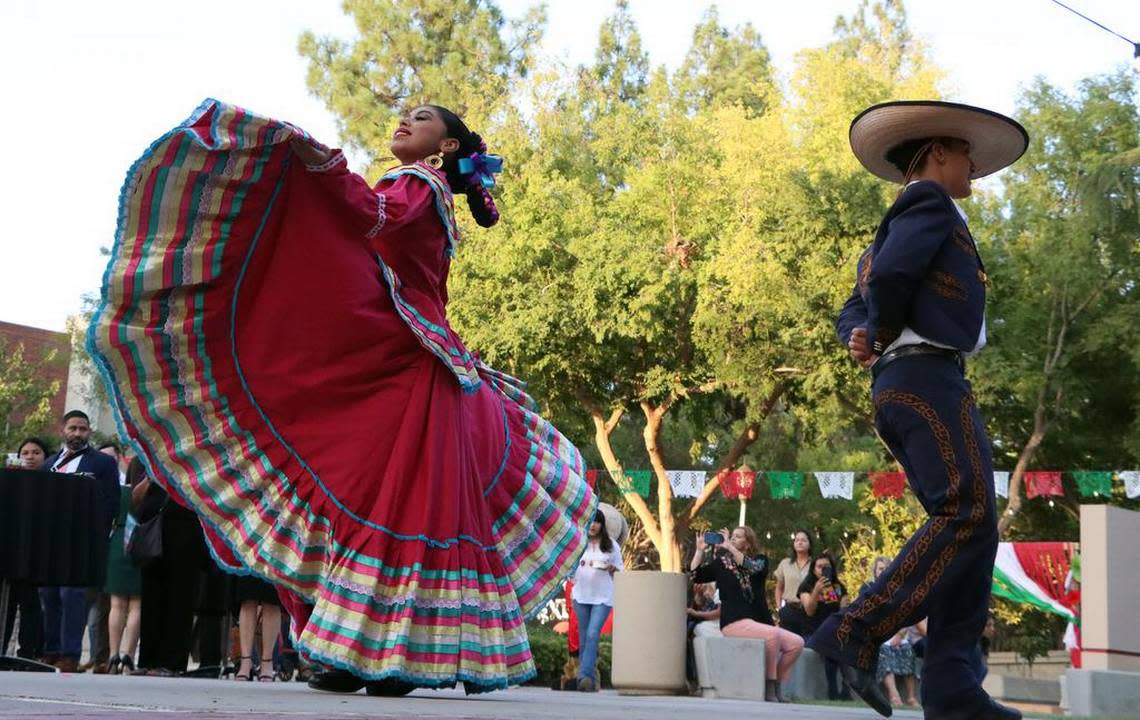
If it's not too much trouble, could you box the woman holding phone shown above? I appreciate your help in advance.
[570,511,623,692]
[690,527,804,702]
[799,553,849,700]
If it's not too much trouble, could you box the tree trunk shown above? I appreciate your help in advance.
[589,405,664,553]
[641,399,681,572]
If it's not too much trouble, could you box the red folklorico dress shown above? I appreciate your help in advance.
[88,100,596,690]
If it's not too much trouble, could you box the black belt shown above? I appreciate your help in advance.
[872,343,964,380]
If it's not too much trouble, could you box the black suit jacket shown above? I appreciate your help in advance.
[837,181,988,355]
[42,447,121,533]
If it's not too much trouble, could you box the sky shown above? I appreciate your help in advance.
[1,0,1136,333]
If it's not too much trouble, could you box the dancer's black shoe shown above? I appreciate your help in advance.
[307,668,365,693]
[925,698,1022,720]
[840,663,893,717]
[365,678,416,697]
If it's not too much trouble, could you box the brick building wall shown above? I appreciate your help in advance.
[0,320,72,425]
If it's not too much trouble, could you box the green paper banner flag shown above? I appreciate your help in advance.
[1072,471,1113,498]
[767,471,804,500]
[613,469,652,498]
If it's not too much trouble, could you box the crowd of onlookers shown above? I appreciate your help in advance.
[3,410,309,682]
[683,526,993,706]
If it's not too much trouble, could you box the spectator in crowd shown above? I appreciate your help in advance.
[800,553,849,701]
[191,560,232,675]
[130,467,208,675]
[975,613,995,681]
[2,438,49,661]
[98,442,128,484]
[82,442,128,672]
[772,529,814,637]
[16,437,48,469]
[232,576,282,682]
[570,510,623,692]
[691,527,803,703]
[103,456,145,675]
[38,411,120,673]
[687,581,721,636]
[685,581,721,690]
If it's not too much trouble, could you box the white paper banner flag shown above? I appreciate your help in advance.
[668,470,708,498]
[1120,471,1140,499]
[993,471,1010,498]
[814,471,855,500]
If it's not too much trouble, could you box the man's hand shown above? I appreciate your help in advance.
[290,138,333,167]
[848,327,880,369]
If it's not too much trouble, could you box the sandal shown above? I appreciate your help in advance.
[234,656,254,682]
[257,668,276,682]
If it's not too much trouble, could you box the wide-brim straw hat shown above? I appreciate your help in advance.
[850,100,1029,183]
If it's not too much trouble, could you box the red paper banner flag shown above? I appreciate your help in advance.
[870,471,906,499]
[718,470,756,500]
[1025,471,1063,499]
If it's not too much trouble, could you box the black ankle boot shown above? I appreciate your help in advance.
[307,668,365,693]
[840,663,892,717]
[365,678,415,697]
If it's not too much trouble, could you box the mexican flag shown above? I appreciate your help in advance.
[991,542,1077,622]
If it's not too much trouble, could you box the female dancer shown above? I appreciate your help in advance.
[88,100,596,694]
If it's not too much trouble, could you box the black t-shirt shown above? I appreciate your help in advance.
[797,573,846,628]
[691,550,773,628]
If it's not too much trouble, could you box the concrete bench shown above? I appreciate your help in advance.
[692,636,767,701]
[781,647,830,700]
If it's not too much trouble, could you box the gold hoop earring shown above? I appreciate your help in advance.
[426,153,444,169]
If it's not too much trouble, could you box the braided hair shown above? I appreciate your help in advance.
[427,105,500,228]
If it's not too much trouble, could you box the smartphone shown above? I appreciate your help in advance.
[822,565,836,583]
[703,531,724,546]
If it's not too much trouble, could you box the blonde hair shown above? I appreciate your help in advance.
[734,526,760,556]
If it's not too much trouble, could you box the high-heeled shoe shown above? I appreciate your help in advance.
[119,654,136,675]
[234,656,254,681]
[104,656,121,675]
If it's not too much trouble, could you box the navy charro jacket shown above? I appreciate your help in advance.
[836,180,987,355]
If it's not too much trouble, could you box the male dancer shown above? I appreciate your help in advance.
[809,101,1029,720]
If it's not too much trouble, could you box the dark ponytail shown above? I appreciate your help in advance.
[428,106,500,228]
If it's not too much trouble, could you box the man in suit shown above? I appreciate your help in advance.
[38,410,120,673]
[805,102,1029,720]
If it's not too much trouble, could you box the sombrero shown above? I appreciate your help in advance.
[850,100,1029,183]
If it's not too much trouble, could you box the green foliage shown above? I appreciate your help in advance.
[838,490,925,593]
[297,0,1139,568]
[298,0,544,175]
[971,69,1140,530]
[0,338,60,454]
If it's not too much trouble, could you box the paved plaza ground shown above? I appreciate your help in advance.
[0,673,924,720]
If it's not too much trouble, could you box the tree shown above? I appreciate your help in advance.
[0,337,60,454]
[298,0,544,175]
[969,71,1140,533]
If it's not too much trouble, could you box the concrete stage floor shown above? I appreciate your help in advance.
[0,673,925,719]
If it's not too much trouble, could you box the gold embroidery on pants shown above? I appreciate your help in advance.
[834,390,961,665]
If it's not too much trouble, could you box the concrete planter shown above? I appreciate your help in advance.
[610,570,687,694]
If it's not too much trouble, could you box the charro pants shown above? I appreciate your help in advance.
[807,354,998,710]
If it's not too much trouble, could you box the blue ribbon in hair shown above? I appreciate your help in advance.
[457,152,503,189]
